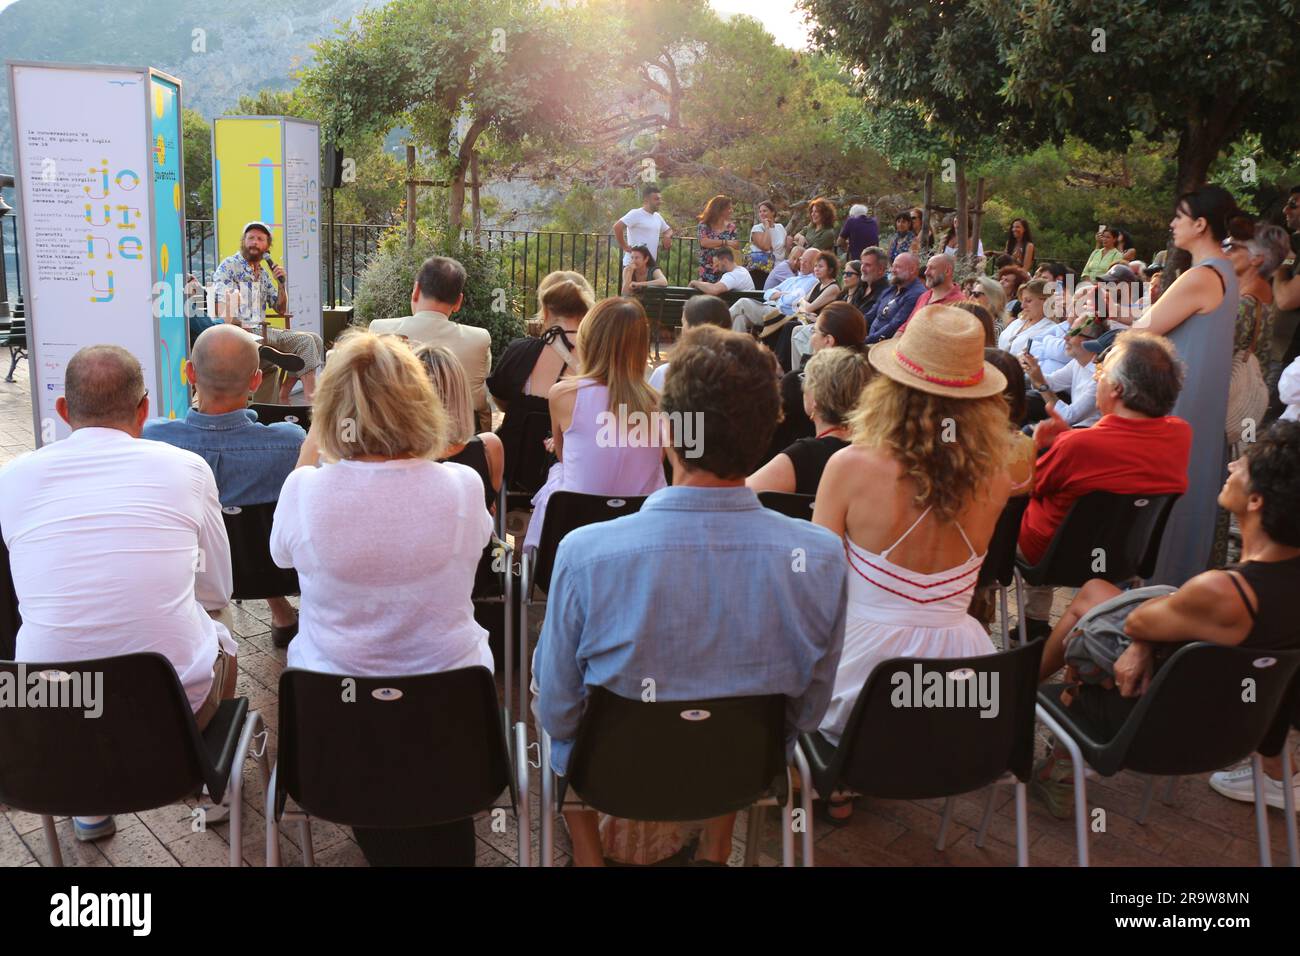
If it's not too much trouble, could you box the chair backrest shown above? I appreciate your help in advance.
[0,653,213,815]
[566,686,788,821]
[221,502,300,600]
[275,666,511,827]
[638,285,692,330]
[531,491,646,595]
[0,526,19,660]
[1106,642,1300,776]
[248,402,312,430]
[832,641,1046,798]
[502,409,553,495]
[1026,491,1179,586]
[977,495,1030,588]
[758,491,816,521]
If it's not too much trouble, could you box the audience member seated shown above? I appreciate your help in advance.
[888,212,915,261]
[620,245,668,297]
[523,297,667,552]
[747,346,872,496]
[811,307,1014,821]
[688,247,755,295]
[1030,423,1300,817]
[763,243,805,292]
[416,345,505,510]
[996,279,1066,376]
[534,325,847,866]
[144,324,303,647]
[369,255,493,432]
[1015,333,1191,642]
[1005,218,1036,272]
[487,273,593,492]
[792,197,840,257]
[864,252,924,343]
[731,247,819,334]
[766,302,868,464]
[899,253,963,329]
[271,331,492,866]
[747,200,787,279]
[0,345,235,842]
[848,246,889,316]
[998,265,1030,318]
[1082,226,1125,280]
[649,295,731,391]
[1019,316,1105,428]
[782,251,845,370]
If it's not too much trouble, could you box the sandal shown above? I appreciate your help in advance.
[815,795,856,828]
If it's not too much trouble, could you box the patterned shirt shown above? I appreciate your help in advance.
[211,252,279,323]
[889,231,914,260]
[697,222,738,282]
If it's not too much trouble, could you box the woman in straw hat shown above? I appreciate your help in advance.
[811,305,1016,822]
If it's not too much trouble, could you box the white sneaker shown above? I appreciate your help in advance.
[1208,764,1300,811]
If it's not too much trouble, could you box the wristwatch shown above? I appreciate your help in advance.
[1034,383,1051,393]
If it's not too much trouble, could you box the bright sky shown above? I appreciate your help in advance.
[708,0,813,50]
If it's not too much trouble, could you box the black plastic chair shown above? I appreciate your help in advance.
[267,665,528,866]
[977,495,1030,647]
[540,687,812,866]
[757,491,816,521]
[0,652,267,867]
[1036,642,1300,866]
[1015,491,1179,588]
[221,502,300,601]
[800,641,1045,867]
[517,492,646,713]
[248,402,312,430]
[638,286,695,359]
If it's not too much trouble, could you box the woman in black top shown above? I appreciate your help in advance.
[764,302,867,465]
[415,344,504,511]
[1031,423,1300,808]
[747,345,873,496]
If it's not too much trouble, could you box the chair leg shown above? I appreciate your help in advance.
[1251,752,1272,867]
[42,815,63,867]
[514,721,531,868]
[794,742,814,868]
[1281,745,1297,868]
[519,556,532,727]
[265,763,281,867]
[299,818,315,867]
[743,805,764,867]
[226,709,266,868]
[540,731,554,867]
[1137,776,1156,824]
[1162,775,1178,806]
[975,786,997,848]
[1015,782,1029,867]
[779,766,795,868]
[1036,703,1089,866]
[5,348,20,383]
[1014,569,1027,647]
[935,796,955,851]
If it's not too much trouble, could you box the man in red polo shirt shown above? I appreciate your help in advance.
[897,254,964,335]
[1015,331,1191,640]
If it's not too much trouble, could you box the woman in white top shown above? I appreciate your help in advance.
[749,200,787,269]
[812,306,1013,822]
[272,329,493,865]
[997,278,1067,374]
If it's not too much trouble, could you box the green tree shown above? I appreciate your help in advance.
[181,108,213,220]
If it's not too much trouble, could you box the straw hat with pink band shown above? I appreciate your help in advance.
[867,304,1007,399]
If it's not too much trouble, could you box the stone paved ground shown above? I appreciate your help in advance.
[0,355,1295,867]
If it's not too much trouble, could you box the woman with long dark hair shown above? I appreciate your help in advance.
[1133,185,1242,585]
[1004,218,1036,272]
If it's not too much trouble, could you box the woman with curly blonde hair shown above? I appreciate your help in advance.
[811,305,1015,821]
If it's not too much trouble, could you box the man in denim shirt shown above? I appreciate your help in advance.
[144,324,304,647]
[535,326,847,866]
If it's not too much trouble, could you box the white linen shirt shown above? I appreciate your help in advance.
[998,317,1068,375]
[1046,357,1101,427]
[619,208,670,266]
[271,458,494,677]
[1279,356,1300,422]
[0,427,234,711]
[718,265,756,291]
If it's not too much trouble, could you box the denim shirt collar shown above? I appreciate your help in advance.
[184,408,258,431]
[641,485,763,513]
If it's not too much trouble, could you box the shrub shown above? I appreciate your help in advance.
[353,226,525,363]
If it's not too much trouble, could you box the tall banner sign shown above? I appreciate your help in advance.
[213,116,321,337]
[7,62,188,444]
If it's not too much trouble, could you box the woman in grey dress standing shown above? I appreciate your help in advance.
[1132,185,1241,585]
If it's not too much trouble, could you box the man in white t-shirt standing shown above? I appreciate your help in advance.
[688,248,755,294]
[615,184,673,267]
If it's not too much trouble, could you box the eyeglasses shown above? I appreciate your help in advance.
[845,271,860,278]
[969,289,987,298]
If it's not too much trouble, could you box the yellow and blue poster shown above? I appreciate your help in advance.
[213,118,285,327]
[150,74,185,419]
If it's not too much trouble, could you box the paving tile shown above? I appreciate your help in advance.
[0,819,36,867]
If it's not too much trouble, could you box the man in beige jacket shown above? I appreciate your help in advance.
[369,255,493,430]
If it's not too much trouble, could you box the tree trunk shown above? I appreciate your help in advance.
[972,177,986,258]
[447,118,488,236]
[920,172,933,256]
[955,163,968,258]
[470,150,481,240]
[406,145,417,249]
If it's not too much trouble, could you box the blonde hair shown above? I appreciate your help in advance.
[413,344,475,446]
[802,347,873,426]
[577,297,658,418]
[974,275,1006,315]
[534,271,594,323]
[849,375,1011,522]
[314,330,447,461]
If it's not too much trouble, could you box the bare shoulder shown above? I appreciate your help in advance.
[824,443,896,486]
[548,377,582,404]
